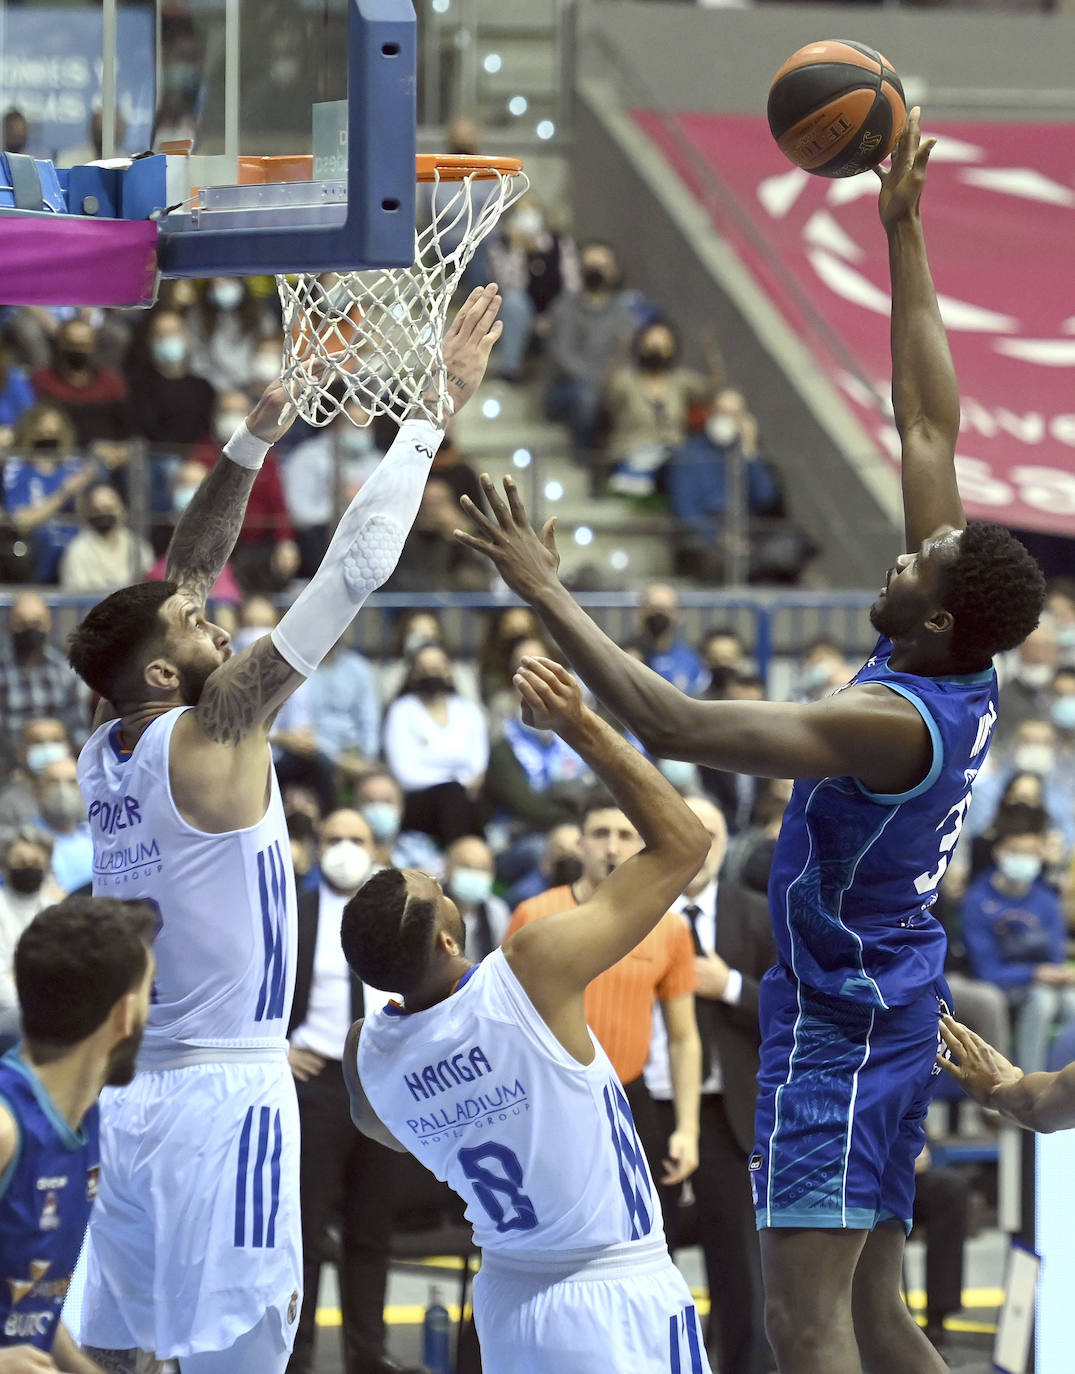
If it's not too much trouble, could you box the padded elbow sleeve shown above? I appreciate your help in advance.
[270,419,443,677]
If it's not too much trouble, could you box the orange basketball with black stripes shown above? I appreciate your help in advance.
[767,40,906,178]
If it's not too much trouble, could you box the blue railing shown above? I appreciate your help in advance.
[0,587,878,688]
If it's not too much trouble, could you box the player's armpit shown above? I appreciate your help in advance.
[342,1021,407,1152]
[190,635,306,747]
[0,1102,17,1176]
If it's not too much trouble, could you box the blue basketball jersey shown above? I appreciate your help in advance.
[769,636,998,1008]
[0,1049,100,1351]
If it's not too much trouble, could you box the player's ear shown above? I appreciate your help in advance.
[110,990,136,1037]
[144,654,179,691]
[925,608,954,636]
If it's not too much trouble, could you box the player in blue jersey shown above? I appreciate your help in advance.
[0,896,154,1374]
[340,657,710,1373]
[455,108,1047,1374]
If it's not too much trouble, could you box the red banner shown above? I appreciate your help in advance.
[633,111,1075,537]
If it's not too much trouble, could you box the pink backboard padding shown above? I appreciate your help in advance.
[0,214,159,307]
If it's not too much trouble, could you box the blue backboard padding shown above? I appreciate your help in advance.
[157,0,417,277]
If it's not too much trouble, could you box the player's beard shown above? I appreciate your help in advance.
[105,1023,146,1086]
[869,592,925,641]
[177,656,217,705]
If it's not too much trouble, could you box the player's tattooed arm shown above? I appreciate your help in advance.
[164,457,259,608]
[193,634,306,746]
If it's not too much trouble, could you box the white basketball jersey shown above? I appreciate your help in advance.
[358,949,662,1255]
[77,709,297,1046]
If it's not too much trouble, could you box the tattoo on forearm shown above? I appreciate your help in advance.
[164,458,258,606]
[195,635,301,746]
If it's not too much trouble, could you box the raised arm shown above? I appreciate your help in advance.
[503,658,708,1010]
[457,476,931,794]
[877,106,965,551]
[939,1015,1075,1133]
[164,379,298,606]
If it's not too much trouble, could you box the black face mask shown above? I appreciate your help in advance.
[60,348,93,371]
[7,865,44,895]
[11,627,47,658]
[643,611,672,639]
[88,513,119,535]
[411,674,451,699]
[637,350,674,373]
[581,267,609,293]
[549,856,583,888]
[31,437,60,454]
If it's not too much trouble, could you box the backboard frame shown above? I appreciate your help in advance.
[156,0,418,278]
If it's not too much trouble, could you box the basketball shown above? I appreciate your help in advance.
[767,40,907,179]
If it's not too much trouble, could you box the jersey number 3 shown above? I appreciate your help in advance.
[458,1142,538,1233]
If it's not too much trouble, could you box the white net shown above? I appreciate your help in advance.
[276,162,528,428]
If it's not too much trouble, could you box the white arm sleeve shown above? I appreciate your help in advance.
[271,419,443,677]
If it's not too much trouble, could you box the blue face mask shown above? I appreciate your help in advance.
[997,852,1042,887]
[448,867,493,906]
[152,334,187,367]
[361,802,401,844]
[1051,696,1075,733]
[26,740,69,774]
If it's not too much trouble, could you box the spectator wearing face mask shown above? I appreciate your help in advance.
[967,722,1075,861]
[0,827,63,1045]
[59,482,153,593]
[545,239,638,457]
[794,638,855,703]
[487,196,579,383]
[30,316,133,463]
[2,402,98,581]
[605,320,721,497]
[0,340,35,450]
[145,460,244,613]
[635,583,708,695]
[443,835,511,960]
[995,619,1059,748]
[353,768,443,877]
[32,755,92,894]
[187,277,275,392]
[962,819,1074,1072]
[382,475,491,593]
[1047,578,1075,667]
[287,810,410,1374]
[0,717,71,843]
[127,310,216,445]
[504,821,583,908]
[0,594,91,776]
[382,643,490,844]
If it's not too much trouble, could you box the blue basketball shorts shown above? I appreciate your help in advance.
[751,964,950,1233]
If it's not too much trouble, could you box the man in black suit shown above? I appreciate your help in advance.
[646,794,777,1374]
[287,809,426,1374]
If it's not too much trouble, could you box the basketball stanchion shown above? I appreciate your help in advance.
[276,153,529,429]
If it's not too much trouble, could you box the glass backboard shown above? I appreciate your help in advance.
[0,0,417,277]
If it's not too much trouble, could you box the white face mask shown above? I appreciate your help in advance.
[705,414,739,448]
[152,334,187,368]
[210,280,243,311]
[251,354,280,387]
[513,206,544,238]
[214,411,248,445]
[447,867,493,906]
[320,839,372,893]
[1013,743,1054,776]
[996,851,1042,887]
[1016,662,1053,690]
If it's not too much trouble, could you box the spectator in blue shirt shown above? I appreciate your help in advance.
[306,642,382,781]
[0,341,35,445]
[2,402,98,581]
[635,582,708,695]
[962,820,1075,1072]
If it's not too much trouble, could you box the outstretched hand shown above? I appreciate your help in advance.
[456,474,560,603]
[513,656,586,738]
[937,1014,1023,1107]
[440,283,504,416]
[875,105,935,230]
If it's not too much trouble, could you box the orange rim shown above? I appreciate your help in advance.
[415,153,525,183]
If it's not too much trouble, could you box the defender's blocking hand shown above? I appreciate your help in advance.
[513,656,585,737]
[875,105,936,230]
[456,473,560,603]
[937,1014,1023,1107]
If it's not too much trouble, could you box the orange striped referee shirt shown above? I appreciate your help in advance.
[505,884,696,1084]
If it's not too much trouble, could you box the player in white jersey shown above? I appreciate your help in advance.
[341,657,712,1373]
[64,286,504,1374]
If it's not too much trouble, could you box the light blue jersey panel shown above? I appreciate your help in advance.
[769,636,998,1008]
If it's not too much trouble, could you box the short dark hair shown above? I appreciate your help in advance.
[15,895,156,1049]
[341,868,438,995]
[938,523,1046,672]
[67,580,177,702]
[579,788,622,830]
[993,799,1047,842]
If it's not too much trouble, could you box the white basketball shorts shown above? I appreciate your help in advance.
[77,1051,301,1366]
[473,1234,710,1373]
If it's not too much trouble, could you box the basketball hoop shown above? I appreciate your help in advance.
[277,153,529,428]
